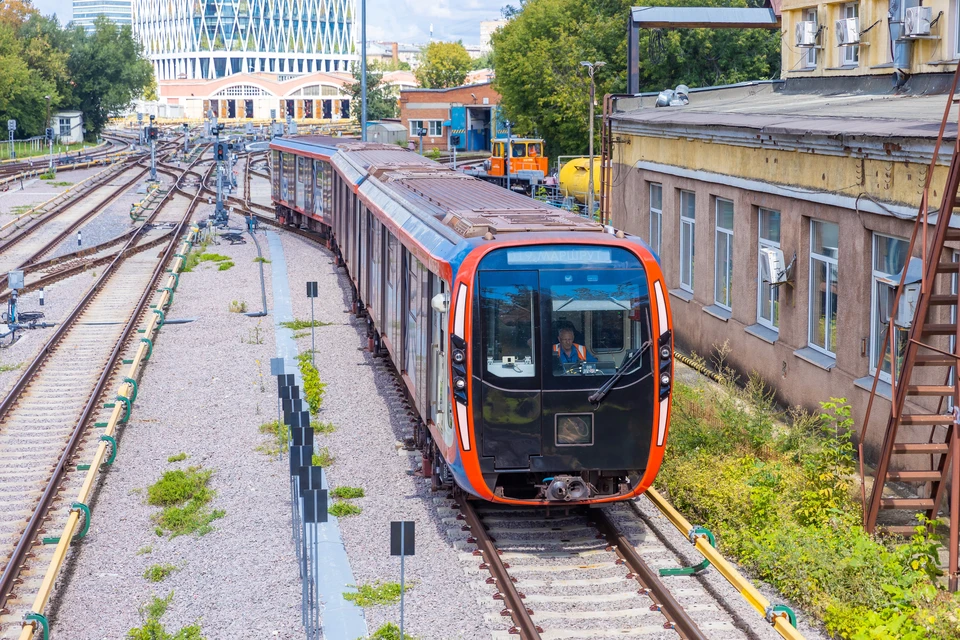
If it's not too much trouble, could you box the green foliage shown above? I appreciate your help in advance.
[312,446,334,467]
[45,180,72,186]
[147,467,223,538]
[314,421,336,434]
[659,377,960,639]
[281,319,332,330]
[344,581,409,607]
[228,300,247,313]
[426,148,441,161]
[143,563,178,582]
[331,486,364,499]
[136,545,153,555]
[257,419,289,457]
[296,351,327,415]
[362,623,417,640]
[329,501,361,517]
[491,0,779,157]
[167,452,187,463]
[38,170,56,179]
[217,261,234,271]
[253,256,270,263]
[0,361,22,372]
[128,592,204,640]
[347,61,397,121]
[415,41,472,89]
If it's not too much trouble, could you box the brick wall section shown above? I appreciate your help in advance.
[399,83,500,150]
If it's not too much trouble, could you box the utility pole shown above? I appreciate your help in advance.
[505,120,512,192]
[361,0,367,141]
[580,60,605,218]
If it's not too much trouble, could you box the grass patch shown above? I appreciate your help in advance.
[217,261,234,271]
[9,205,32,216]
[312,446,334,467]
[228,300,247,313]
[297,351,327,415]
[167,452,187,463]
[659,348,960,639]
[329,501,362,517]
[281,318,333,330]
[38,171,56,180]
[257,419,289,457]
[136,545,153,555]
[331,486,364,499]
[128,592,203,640]
[314,421,336,434]
[147,466,224,538]
[292,331,310,339]
[367,623,417,639]
[0,362,22,373]
[344,581,409,607]
[45,180,72,187]
[181,243,232,273]
[253,256,271,264]
[143,563,178,582]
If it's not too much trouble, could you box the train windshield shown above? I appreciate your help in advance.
[477,245,651,389]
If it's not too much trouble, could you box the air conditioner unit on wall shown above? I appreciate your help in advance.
[905,6,932,36]
[795,21,818,47]
[835,17,860,46]
[760,247,788,286]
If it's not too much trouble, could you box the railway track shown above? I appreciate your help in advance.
[0,152,211,640]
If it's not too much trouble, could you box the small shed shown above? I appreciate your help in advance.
[51,111,84,144]
[366,121,407,145]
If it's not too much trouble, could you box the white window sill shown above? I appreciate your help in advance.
[793,346,836,371]
[669,288,694,303]
[745,323,778,344]
[854,375,892,401]
[703,305,731,322]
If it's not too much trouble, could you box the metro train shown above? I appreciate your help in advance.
[269,136,674,506]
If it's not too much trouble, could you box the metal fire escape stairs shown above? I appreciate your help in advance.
[862,65,960,591]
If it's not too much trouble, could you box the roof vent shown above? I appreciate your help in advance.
[655,85,690,108]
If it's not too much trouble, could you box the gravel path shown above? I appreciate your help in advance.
[49,213,306,639]
[0,167,108,215]
[280,231,493,640]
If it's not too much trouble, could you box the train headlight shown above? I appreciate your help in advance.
[453,349,465,364]
[660,373,671,387]
[660,346,671,359]
[454,377,466,391]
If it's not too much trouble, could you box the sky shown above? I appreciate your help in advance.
[30,0,508,44]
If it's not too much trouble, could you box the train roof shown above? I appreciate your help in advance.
[273,138,602,239]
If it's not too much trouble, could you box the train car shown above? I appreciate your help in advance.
[269,136,674,506]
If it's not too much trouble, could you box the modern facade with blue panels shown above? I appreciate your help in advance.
[72,0,132,34]
[132,0,358,81]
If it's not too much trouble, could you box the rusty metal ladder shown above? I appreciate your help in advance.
[862,63,960,590]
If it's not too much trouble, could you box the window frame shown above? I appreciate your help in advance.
[714,198,734,311]
[409,119,424,137]
[804,8,818,68]
[679,190,696,293]
[757,208,781,331]
[428,120,443,137]
[808,219,839,357]
[869,232,910,383]
[649,183,662,256]
[842,3,859,65]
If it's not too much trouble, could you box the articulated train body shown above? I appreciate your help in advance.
[269,136,674,505]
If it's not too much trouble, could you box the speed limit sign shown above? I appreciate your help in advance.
[7,120,15,132]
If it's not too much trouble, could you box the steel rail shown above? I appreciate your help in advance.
[591,507,707,640]
[0,152,211,615]
[457,498,543,640]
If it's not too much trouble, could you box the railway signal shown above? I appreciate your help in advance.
[212,128,229,226]
[7,119,15,160]
[148,115,158,182]
[390,521,415,640]
[306,282,318,364]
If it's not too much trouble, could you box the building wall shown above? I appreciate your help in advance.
[399,83,500,150]
[610,139,954,460]
[781,0,957,78]
[72,0,132,33]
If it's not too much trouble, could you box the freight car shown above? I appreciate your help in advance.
[269,136,674,505]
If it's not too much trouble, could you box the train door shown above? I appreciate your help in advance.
[354,197,362,294]
[429,277,452,446]
[478,270,542,468]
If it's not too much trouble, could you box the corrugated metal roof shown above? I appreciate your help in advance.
[611,81,959,140]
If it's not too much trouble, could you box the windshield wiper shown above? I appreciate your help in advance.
[588,341,650,405]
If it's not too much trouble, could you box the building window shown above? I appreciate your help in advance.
[842,3,859,65]
[870,233,910,382]
[59,118,70,137]
[428,120,443,136]
[409,119,424,136]
[804,8,818,68]
[679,190,696,293]
[757,208,781,330]
[649,183,662,256]
[714,198,734,310]
[809,220,839,356]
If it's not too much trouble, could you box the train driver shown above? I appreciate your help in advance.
[553,326,597,366]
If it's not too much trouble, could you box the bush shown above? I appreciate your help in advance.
[297,351,327,415]
[659,372,960,639]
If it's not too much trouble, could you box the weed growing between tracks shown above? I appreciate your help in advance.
[147,467,225,538]
[257,419,289,457]
[296,351,327,414]
[228,300,248,313]
[331,486,364,499]
[312,446,334,467]
[167,452,187,463]
[366,622,417,639]
[128,592,203,640]
[344,581,410,607]
[281,318,333,330]
[0,361,22,373]
[143,563,179,582]
[329,501,362,517]
[659,353,960,639]
[314,420,336,434]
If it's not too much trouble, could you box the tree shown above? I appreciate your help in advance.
[414,41,472,89]
[67,17,154,136]
[347,62,398,122]
[0,23,57,136]
[491,0,779,157]
[472,51,493,71]
[0,0,37,27]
